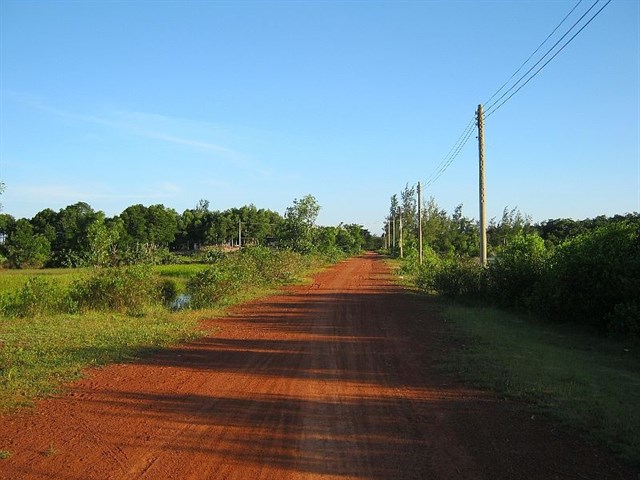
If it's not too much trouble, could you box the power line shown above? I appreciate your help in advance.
[484,0,585,107]
[397,0,611,206]
[485,0,611,117]
[425,125,476,189]
[423,117,476,189]
[485,0,601,113]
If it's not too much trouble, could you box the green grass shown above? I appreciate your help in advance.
[0,307,210,411]
[0,268,89,295]
[154,264,210,293]
[0,449,11,459]
[442,305,640,464]
[0,256,332,413]
[0,265,208,297]
[153,263,209,279]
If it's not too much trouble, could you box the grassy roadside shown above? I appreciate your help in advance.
[385,256,640,464]
[442,305,640,464]
[0,255,333,413]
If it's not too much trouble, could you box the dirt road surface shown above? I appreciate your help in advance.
[1,254,637,479]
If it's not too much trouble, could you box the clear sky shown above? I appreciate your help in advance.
[1,0,638,234]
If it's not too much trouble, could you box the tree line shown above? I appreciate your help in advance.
[0,194,379,268]
[385,183,639,257]
[385,184,640,340]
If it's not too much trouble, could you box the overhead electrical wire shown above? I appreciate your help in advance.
[486,0,612,117]
[484,0,611,117]
[416,0,611,192]
[424,118,476,189]
[422,117,475,190]
[483,0,585,107]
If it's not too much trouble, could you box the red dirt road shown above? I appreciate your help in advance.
[0,254,637,479]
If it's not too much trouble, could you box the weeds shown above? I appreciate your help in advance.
[43,443,56,457]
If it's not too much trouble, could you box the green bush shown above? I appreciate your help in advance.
[605,301,640,340]
[399,250,420,276]
[159,278,179,306]
[487,233,548,309]
[541,222,640,332]
[1,277,74,317]
[414,246,442,293]
[187,266,242,308]
[433,258,486,300]
[201,249,226,264]
[71,265,157,315]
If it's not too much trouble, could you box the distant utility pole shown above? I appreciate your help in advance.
[392,213,396,251]
[417,181,423,265]
[238,219,242,248]
[385,221,389,250]
[477,104,487,266]
[398,207,403,259]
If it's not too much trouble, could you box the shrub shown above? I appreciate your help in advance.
[201,249,226,264]
[541,222,640,332]
[606,301,640,340]
[71,265,157,315]
[187,266,242,309]
[487,233,548,309]
[159,278,179,306]
[399,250,420,276]
[1,277,74,317]
[433,258,486,300]
[267,249,305,283]
[414,246,442,293]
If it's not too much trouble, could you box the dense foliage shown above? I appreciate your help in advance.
[0,247,329,319]
[385,189,639,339]
[408,219,640,339]
[0,195,379,268]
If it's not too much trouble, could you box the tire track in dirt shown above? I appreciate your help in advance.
[0,253,637,479]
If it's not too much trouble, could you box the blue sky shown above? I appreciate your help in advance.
[1,0,638,234]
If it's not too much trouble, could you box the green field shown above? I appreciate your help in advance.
[0,264,218,411]
[0,264,209,296]
[0,308,210,410]
[0,257,326,412]
[442,305,640,464]
[0,268,90,295]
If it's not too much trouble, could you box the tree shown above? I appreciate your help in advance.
[31,208,58,244]
[450,204,478,257]
[387,194,400,254]
[119,204,177,247]
[52,202,100,266]
[146,204,178,245]
[278,195,321,253]
[422,197,450,254]
[488,206,533,254]
[0,213,16,246]
[401,184,417,252]
[86,216,121,266]
[5,219,51,268]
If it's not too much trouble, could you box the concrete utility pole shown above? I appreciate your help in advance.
[392,214,396,251]
[386,221,389,250]
[398,207,403,259]
[417,181,423,265]
[477,104,487,266]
